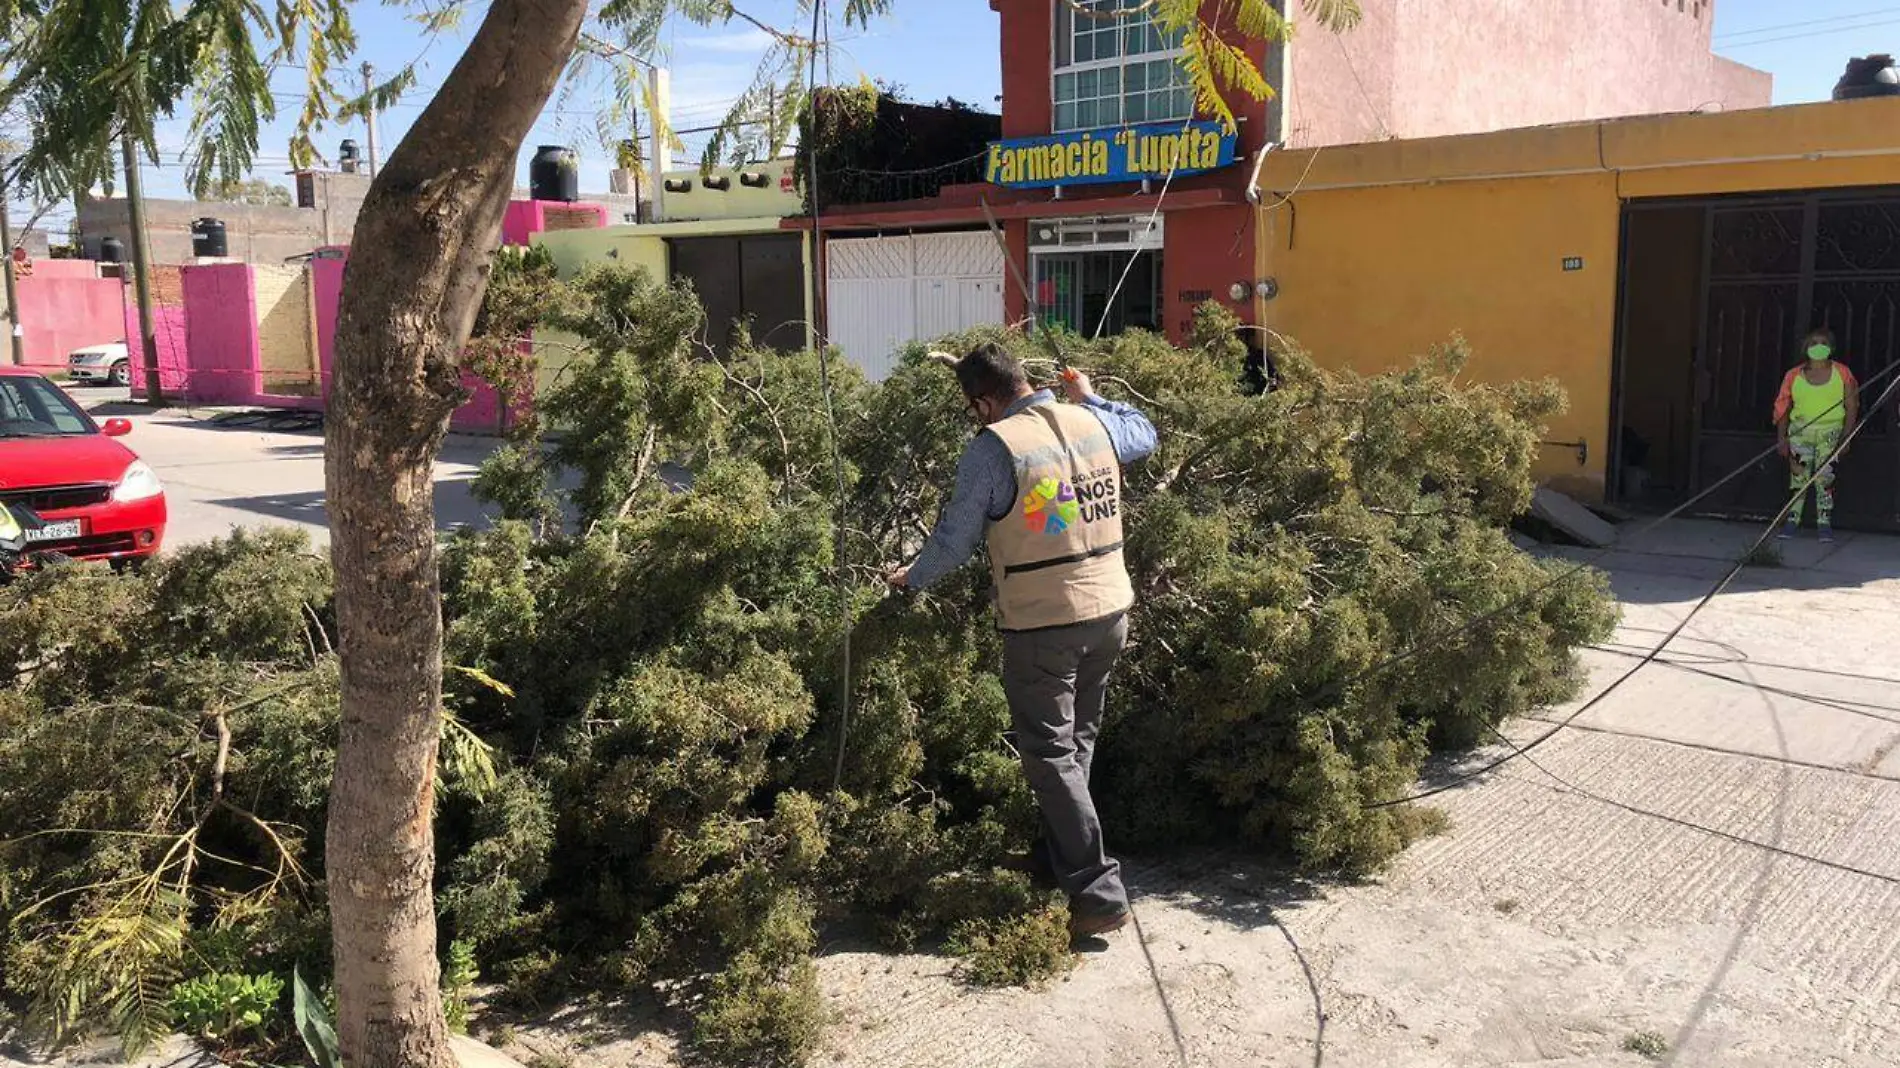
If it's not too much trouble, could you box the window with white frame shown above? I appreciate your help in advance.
[1052,0,1193,132]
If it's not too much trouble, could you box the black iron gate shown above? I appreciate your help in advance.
[668,234,807,356]
[1692,191,1900,528]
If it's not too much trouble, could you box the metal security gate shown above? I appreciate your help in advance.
[825,232,1004,380]
[668,233,806,355]
[1690,191,1900,528]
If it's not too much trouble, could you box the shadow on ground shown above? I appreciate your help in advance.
[1122,855,1332,1068]
[1538,519,1900,606]
[208,480,491,535]
[469,984,696,1068]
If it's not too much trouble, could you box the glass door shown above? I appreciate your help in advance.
[1034,250,1163,337]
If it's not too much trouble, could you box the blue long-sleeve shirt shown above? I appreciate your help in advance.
[905,390,1158,590]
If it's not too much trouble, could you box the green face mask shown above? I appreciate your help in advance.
[1808,343,1832,362]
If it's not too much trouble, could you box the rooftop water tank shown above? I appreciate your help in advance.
[529,145,580,202]
[1833,55,1900,100]
[191,218,228,259]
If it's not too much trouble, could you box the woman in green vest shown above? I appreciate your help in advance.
[1774,327,1860,541]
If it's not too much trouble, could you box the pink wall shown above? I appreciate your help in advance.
[176,263,263,405]
[1290,0,1772,147]
[309,249,508,433]
[501,202,542,246]
[311,256,343,404]
[124,304,192,397]
[13,264,127,368]
[26,260,100,280]
[500,200,608,246]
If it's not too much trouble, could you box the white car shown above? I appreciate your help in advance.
[67,342,131,386]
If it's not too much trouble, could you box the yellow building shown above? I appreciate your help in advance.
[1249,96,1900,527]
[532,159,813,397]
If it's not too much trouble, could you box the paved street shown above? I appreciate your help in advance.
[70,386,497,549]
[44,388,1900,1068]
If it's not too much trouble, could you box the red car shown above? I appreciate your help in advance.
[0,367,167,564]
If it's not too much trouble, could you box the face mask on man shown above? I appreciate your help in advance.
[1808,343,1833,362]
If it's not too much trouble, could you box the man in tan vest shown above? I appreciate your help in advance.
[888,342,1156,939]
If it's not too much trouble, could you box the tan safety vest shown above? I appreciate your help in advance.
[984,400,1135,632]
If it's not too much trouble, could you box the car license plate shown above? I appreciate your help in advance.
[24,519,82,542]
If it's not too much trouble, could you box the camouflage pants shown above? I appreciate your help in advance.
[1788,426,1842,527]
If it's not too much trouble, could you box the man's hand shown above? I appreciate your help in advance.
[885,566,910,590]
[1776,438,1791,459]
[1060,368,1094,404]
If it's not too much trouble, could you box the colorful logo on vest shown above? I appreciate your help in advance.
[1024,477,1081,534]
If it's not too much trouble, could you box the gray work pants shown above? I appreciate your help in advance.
[1001,611,1130,918]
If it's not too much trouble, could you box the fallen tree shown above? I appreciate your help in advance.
[0,272,1615,1066]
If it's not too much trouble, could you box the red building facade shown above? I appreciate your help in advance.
[809,0,1771,364]
[990,0,1274,341]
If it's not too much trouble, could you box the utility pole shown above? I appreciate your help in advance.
[361,63,381,178]
[121,136,163,404]
[0,164,24,366]
[647,66,670,222]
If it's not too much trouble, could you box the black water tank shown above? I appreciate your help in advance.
[339,138,362,173]
[191,218,228,258]
[1833,55,1900,100]
[529,145,580,202]
[98,236,126,263]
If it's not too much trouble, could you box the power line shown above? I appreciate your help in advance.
[1717,17,1900,49]
[1367,366,1900,810]
[1334,32,1389,141]
[1261,356,1900,763]
[1090,114,1191,340]
[1714,5,1900,40]
[1090,2,1232,339]
[801,0,854,794]
[1487,725,1900,888]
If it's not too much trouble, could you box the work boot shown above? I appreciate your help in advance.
[1069,905,1131,940]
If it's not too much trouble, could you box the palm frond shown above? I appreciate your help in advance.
[1155,0,1358,132]
[839,0,895,30]
[33,880,189,1056]
[1298,0,1361,34]
[698,35,799,170]
[1225,0,1288,41]
[0,0,356,204]
[336,64,416,123]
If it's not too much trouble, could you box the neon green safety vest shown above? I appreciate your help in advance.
[1790,366,1846,435]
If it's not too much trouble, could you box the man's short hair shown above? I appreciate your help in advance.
[955,342,1028,403]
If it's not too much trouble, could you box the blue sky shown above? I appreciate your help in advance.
[74,1,1900,208]
[133,0,1003,204]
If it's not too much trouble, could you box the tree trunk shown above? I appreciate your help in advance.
[322,0,586,1065]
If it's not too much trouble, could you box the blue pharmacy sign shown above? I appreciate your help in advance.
[984,121,1238,189]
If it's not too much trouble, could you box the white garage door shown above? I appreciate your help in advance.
[826,232,1005,381]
